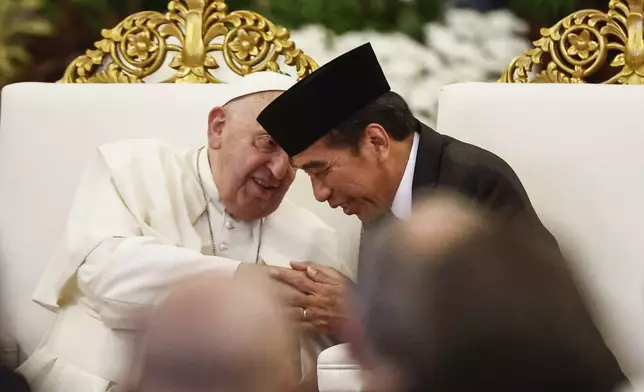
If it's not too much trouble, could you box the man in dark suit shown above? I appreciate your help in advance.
[258,43,557,340]
[257,43,549,232]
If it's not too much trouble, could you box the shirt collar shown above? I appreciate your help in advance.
[391,132,420,219]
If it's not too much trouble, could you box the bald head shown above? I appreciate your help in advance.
[136,274,298,392]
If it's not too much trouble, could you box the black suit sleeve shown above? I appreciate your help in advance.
[438,144,559,249]
[439,143,535,219]
[468,162,560,250]
[467,163,535,218]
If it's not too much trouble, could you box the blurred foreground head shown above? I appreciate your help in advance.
[134,273,298,392]
[354,193,626,392]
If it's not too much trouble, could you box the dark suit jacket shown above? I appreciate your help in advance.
[360,123,556,248]
[411,123,556,244]
[358,122,559,276]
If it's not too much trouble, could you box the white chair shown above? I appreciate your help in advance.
[0,1,362,389]
[438,81,644,383]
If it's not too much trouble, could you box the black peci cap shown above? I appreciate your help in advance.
[257,43,391,156]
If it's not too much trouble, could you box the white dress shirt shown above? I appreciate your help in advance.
[391,132,420,219]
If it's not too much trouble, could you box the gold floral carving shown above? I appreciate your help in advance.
[84,64,143,84]
[502,0,644,84]
[532,63,585,83]
[61,0,318,83]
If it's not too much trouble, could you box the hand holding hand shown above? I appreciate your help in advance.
[270,261,350,341]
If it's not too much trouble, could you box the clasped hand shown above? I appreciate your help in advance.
[269,261,350,341]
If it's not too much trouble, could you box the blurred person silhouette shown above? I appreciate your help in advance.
[350,192,628,392]
[126,272,299,392]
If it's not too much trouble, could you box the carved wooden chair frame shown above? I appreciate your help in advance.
[61,0,317,83]
[502,0,644,84]
[63,0,644,85]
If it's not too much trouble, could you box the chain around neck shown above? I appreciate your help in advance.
[196,146,263,263]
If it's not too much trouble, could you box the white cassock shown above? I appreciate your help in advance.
[17,138,348,392]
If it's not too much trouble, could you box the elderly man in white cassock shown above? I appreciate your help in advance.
[17,72,348,392]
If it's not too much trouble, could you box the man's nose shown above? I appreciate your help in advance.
[310,176,332,203]
[267,151,292,180]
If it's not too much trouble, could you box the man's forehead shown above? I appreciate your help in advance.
[292,139,334,169]
[296,159,327,171]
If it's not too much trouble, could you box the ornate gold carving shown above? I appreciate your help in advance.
[85,64,143,83]
[61,0,317,83]
[126,30,159,62]
[502,0,644,84]
[532,63,584,83]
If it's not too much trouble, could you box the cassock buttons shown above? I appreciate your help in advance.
[219,242,228,252]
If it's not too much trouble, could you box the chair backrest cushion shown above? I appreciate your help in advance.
[0,82,361,354]
[437,82,644,380]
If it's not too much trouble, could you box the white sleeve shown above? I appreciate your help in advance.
[77,236,240,330]
[37,146,241,330]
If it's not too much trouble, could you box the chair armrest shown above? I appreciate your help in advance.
[317,344,363,392]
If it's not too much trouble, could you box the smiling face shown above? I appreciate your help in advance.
[208,91,295,221]
[293,124,406,222]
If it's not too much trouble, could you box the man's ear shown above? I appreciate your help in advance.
[207,107,226,150]
[361,123,390,161]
